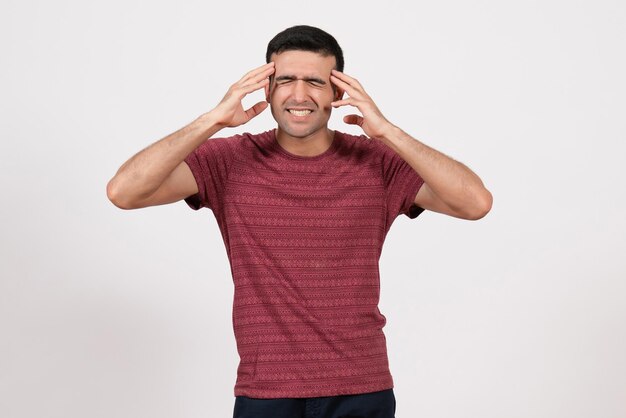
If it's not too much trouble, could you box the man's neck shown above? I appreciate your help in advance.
[275,127,335,157]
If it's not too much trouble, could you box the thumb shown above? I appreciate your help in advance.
[246,101,269,120]
[343,114,364,126]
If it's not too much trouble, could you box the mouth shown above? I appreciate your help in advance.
[286,108,314,117]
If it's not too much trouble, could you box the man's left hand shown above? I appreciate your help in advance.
[330,69,394,140]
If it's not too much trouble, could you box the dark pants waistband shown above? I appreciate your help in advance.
[233,388,396,418]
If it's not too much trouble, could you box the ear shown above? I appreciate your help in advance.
[265,82,270,102]
[334,86,345,101]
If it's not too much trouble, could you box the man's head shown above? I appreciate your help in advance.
[265,25,345,139]
[266,25,344,73]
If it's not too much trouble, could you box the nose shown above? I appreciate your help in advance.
[292,79,309,102]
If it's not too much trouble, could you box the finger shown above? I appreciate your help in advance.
[331,98,355,108]
[245,101,269,120]
[344,114,364,126]
[330,75,364,100]
[238,62,275,85]
[331,69,364,90]
[243,62,275,80]
[238,66,275,88]
[245,67,274,89]
[235,78,271,98]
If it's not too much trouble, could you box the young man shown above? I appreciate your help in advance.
[107,25,492,418]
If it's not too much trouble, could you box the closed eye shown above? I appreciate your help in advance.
[275,76,326,87]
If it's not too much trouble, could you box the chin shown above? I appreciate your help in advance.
[278,123,322,139]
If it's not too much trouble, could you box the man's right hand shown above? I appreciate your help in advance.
[211,62,275,128]
[107,62,275,210]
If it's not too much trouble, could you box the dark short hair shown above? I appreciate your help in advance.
[266,25,344,72]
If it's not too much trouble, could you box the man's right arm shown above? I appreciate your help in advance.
[106,114,220,209]
[106,62,275,210]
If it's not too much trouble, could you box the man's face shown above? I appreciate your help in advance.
[265,50,343,139]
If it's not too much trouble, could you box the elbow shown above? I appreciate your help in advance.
[106,178,136,210]
[465,188,493,220]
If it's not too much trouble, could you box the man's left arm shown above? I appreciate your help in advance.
[330,70,493,220]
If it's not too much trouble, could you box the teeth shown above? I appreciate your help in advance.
[288,109,312,116]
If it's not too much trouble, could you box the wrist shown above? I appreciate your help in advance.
[194,111,225,135]
[378,122,401,145]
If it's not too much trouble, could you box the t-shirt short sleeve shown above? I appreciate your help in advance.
[183,137,235,211]
[380,142,425,222]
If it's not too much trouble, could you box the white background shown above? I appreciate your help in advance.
[1,1,625,417]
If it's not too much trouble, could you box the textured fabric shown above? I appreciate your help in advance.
[233,388,396,418]
[184,129,424,398]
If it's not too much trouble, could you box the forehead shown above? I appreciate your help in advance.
[270,50,336,76]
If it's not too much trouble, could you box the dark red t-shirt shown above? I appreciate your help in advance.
[184,129,424,398]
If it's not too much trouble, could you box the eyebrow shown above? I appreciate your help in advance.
[274,75,327,85]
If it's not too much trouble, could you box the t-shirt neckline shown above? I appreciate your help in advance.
[271,128,340,161]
